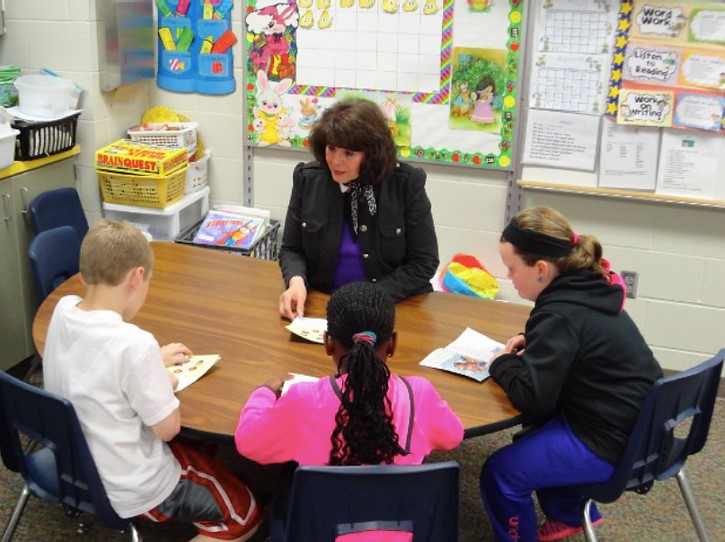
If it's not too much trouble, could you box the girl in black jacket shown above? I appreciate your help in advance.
[480,206,662,542]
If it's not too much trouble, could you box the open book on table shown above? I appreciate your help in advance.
[281,373,320,396]
[419,328,504,382]
[168,355,220,392]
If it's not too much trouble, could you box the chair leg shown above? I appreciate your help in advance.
[22,354,42,384]
[1,484,31,542]
[676,468,710,542]
[128,524,142,542]
[582,498,598,542]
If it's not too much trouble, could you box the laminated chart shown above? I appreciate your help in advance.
[608,0,725,133]
[529,0,618,115]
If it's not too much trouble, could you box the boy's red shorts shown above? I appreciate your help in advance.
[140,440,262,540]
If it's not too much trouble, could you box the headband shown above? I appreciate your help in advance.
[502,219,575,258]
[352,331,377,345]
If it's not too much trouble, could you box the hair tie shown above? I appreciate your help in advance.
[352,331,377,345]
[572,233,580,246]
[502,219,575,258]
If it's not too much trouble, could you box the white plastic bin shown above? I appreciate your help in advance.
[186,149,210,193]
[0,128,19,170]
[14,75,74,119]
[102,187,209,241]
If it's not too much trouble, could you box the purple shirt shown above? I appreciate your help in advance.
[331,221,366,291]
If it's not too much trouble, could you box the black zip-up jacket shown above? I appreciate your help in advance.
[490,270,662,464]
[278,161,439,301]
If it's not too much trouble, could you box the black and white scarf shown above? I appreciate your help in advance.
[344,181,377,234]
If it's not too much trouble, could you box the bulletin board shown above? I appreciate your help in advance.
[244,0,525,170]
[518,0,725,204]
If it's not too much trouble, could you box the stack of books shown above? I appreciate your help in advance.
[192,206,270,250]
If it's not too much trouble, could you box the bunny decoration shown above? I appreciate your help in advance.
[254,70,293,146]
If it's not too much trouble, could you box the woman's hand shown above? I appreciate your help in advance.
[279,276,307,320]
[161,343,193,367]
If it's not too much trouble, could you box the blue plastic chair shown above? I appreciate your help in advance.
[575,349,724,542]
[271,461,460,542]
[24,226,81,382]
[28,187,89,242]
[27,225,80,305]
[0,370,140,541]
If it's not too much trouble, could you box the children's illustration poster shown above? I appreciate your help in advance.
[607,0,725,133]
[449,47,507,132]
[419,327,503,382]
[529,0,619,115]
[245,0,524,169]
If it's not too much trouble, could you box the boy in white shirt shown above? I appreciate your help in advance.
[43,219,261,542]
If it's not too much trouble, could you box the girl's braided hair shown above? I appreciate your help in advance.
[326,281,404,465]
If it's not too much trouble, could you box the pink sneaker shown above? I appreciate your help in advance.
[537,518,604,541]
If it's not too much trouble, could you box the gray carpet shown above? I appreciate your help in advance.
[1,400,723,541]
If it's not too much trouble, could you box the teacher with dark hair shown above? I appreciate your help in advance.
[278,98,439,319]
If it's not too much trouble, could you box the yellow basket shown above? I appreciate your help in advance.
[97,166,188,208]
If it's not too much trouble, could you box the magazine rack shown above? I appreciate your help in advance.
[175,218,280,260]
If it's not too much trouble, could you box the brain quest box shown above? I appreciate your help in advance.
[95,139,188,176]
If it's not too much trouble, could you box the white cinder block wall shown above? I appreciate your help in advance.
[2,1,723,373]
[0,0,152,225]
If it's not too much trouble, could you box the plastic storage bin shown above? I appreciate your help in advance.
[13,112,80,160]
[97,166,188,208]
[186,149,210,193]
[127,122,198,153]
[0,128,19,170]
[103,187,209,241]
[14,74,75,118]
[175,218,280,260]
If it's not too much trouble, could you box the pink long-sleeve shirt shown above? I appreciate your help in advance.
[235,374,463,466]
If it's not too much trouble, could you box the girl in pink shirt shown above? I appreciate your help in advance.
[235,282,463,467]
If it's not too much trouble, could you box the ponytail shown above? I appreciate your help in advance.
[326,282,404,465]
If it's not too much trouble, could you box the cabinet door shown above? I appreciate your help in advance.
[0,182,28,370]
[0,158,78,370]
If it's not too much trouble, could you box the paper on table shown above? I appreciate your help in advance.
[285,316,327,344]
[168,355,220,392]
[420,328,504,382]
[281,373,320,396]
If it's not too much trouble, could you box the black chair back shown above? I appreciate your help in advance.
[28,187,89,241]
[578,349,724,504]
[27,225,80,304]
[0,370,133,538]
[272,461,460,542]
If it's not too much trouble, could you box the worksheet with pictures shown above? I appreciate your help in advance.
[529,0,618,115]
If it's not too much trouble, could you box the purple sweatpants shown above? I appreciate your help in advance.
[479,414,615,542]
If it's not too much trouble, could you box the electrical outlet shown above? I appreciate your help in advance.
[620,270,638,299]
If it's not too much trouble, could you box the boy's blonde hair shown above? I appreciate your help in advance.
[80,219,153,286]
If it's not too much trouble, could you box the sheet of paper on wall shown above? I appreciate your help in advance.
[281,373,320,396]
[168,355,220,392]
[529,0,618,115]
[420,328,504,383]
[522,109,600,171]
[655,130,721,199]
[285,316,327,344]
[598,120,660,190]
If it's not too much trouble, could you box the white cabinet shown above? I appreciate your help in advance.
[0,153,78,370]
